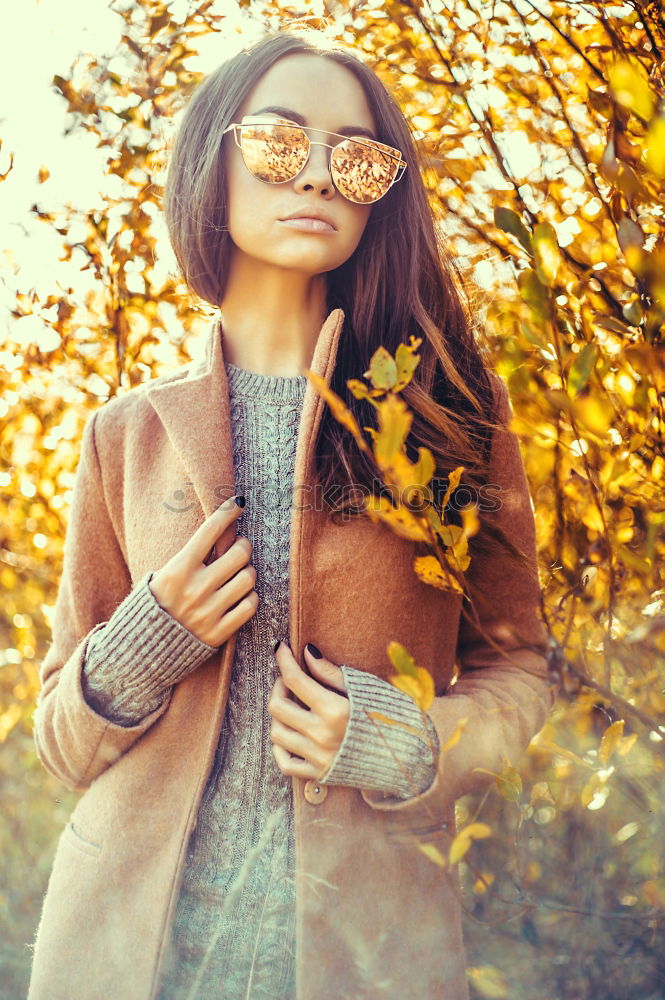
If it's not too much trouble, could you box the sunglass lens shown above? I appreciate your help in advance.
[331,139,399,204]
[240,122,308,183]
[237,119,403,204]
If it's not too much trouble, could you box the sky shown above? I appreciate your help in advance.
[0,0,267,346]
[1,0,130,337]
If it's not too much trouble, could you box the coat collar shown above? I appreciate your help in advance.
[145,307,346,520]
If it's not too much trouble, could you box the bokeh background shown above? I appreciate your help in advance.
[1,1,664,997]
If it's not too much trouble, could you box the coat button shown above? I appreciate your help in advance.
[304,780,328,804]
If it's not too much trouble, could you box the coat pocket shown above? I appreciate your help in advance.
[61,819,103,858]
[387,821,451,843]
[384,806,457,848]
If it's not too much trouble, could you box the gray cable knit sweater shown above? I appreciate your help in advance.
[80,362,439,999]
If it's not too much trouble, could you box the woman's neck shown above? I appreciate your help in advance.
[218,255,329,377]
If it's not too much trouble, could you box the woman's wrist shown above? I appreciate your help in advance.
[81,570,218,726]
[319,664,440,800]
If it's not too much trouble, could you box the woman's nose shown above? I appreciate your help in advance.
[298,142,332,182]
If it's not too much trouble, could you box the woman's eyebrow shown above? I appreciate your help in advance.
[249,105,377,140]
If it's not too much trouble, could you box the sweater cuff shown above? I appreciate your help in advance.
[81,570,218,727]
[319,665,440,800]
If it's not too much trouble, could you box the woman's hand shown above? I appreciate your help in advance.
[148,496,259,647]
[269,642,349,780]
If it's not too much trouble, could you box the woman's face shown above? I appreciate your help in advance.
[224,53,377,276]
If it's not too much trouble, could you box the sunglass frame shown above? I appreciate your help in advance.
[221,116,408,204]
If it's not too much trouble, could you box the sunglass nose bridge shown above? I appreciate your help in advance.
[300,135,337,178]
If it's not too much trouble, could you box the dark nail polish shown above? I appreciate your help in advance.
[307,643,322,659]
[235,495,246,507]
[274,640,281,653]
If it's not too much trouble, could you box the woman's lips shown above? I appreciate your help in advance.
[279,217,336,233]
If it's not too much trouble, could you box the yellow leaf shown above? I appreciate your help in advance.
[366,710,429,743]
[305,370,370,454]
[390,674,423,704]
[386,640,418,677]
[460,504,480,540]
[581,504,605,533]
[598,719,625,764]
[540,741,594,770]
[540,739,593,771]
[608,57,655,122]
[391,667,435,711]
[380,450,410,487]
[365,345,397,390]
[418,842,447,868]
[433,522,470,573]
[0,704,22,743]
[437,523,463,547]
[617,733,638,757]
[411,446,436,489]
[567,343,598,397]
[581,773,602,808]
[414,554,462,593]
[463,822,492,839]
[446,528,471,574]
[518,268,552,320]
[441,465,465,510]
[573,394,614,435]
[346,378,383,403]
[467,965,509,998]
[449,822,492,865]
[449,833,473,866]
[393,337,423,390]
[413,667,435,711]
[646,115,665,177]
[440,717,468,755]
[495,765,523,803]
[532,221,561,287]
[363,494,432,543]
[530,782,555,806]
[374,394,413,467]
[472,872,495,894]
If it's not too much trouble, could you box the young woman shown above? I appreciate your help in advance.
[29,27,556,1000]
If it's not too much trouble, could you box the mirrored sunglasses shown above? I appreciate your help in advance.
[222,115,408,205]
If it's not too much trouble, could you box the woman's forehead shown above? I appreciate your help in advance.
[237,53,376,133]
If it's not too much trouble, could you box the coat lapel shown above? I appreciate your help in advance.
[288,306,346,658]
[145,315,234,521]
[144,307,346,523]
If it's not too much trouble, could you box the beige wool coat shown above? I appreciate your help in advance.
[29,307,557,1000]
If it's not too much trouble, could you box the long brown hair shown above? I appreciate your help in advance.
[164,28,531,581]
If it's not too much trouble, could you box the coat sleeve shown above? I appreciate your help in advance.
[32,409,172,792]
[319,664,440,797]
[361,374,558,825]
[80,569,217,727]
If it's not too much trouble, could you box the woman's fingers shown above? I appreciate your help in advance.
[274,642,348,716]
[303,644,347,693]
[148,495,258,647]
[271,744,319,780]
[273,646,350,753]
[269,718,326,770]
[268,677,315,735]
[182,495,245,570]
[274,644,327,710]
[268,668,348,779]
